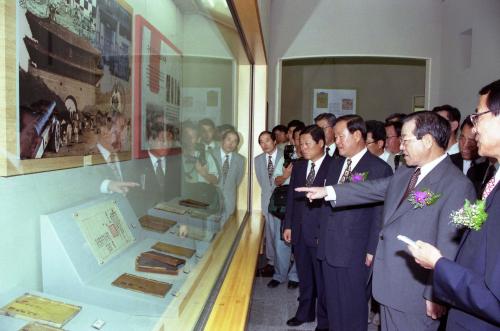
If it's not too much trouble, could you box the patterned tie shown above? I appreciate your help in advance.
[306,162,316,187]
[339,158,352,183]
[400,168,421,205]
[222,154,230,184]
[480,163,496,195]
[267,155,274,184]
[482,175,497,200]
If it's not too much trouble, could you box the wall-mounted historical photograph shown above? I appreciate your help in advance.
[133,15,182,159]
[18,0,133,163]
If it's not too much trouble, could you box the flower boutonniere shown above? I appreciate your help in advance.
[349,171,369,183]
[407,189,441,209]
[450,199,488,231]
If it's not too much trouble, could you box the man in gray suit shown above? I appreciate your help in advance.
[255,131,298,285]
[213,130,245,223]
[298,111,476,331]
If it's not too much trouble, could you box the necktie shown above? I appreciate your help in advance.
[326,146,331,156]
[480,163,496,195]
[222,154,230,184]
[394,154,401,170]
[267,155,274,184]
[400,168,421,205]
[306,162,316,187]
[155,158,165,186]
[339,158,352,183]
[482,172,497,200]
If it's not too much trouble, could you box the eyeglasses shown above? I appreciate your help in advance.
[399,136,419,145]
[366,141,376,145]
[319,125,332,131]
[385,135,398,140]
[470,110,493,127]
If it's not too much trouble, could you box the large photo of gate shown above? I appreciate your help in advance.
[18,0,133,162]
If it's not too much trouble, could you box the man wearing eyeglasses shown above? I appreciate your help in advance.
[315,113,339,158]
[407,79,500,331]
[384,121,405,169]
[297,111,476,331]
[450,115,490,197]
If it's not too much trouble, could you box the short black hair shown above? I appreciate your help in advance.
[460,115,474,131]
[314,113,336,127]
[292,126,303,137]
[479,79,500,116]
[287,120,305,130]
[199,118,216,129]
[299,124,325,144]
[336,114,367,140]
[272,125,287,134]
[366,120,386,143]
[385,113,406,123]
[384,121,403,137]
[147,122,166,140]
[432,105,461,133]
[222,130,240,145]
[402,111,450,150]
[258,130,275,142]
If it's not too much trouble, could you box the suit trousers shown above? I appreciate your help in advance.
[380,305,440,331]
[321,261,369,331]
[293,236,328,328]
[263,210,276,263]
[271,213,298,283]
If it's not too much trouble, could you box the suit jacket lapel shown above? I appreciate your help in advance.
[327,157,345,185]
[386,158,447,225]
[312,155,331,186]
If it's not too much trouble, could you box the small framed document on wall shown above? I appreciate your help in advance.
[313,89,357,121]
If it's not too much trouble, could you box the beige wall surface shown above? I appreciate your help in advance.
[268,0,443,128]
[280,57,426,125]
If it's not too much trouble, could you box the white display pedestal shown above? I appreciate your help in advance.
[40,195,208,317]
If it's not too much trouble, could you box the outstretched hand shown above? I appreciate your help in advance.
[408,240,443,270]
[295,186,328,202]
[109,181,140,194]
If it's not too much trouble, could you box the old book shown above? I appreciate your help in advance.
[178,199,209,209]
[0,294,81,328]
[135,256,179,275]
[154,202,187,215]
[139,215,176,233]
[151,242,196,258]
[141,251,185,267]
[111,273,171,297]
[20,322,64,331]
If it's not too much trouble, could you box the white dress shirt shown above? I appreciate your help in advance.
[306,152,327,182]
[447,142,459,155]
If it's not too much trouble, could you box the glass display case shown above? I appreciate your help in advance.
[0,0,252,330]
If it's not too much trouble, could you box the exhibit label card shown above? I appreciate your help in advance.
[74,200,135,265]
[0,294,81,328]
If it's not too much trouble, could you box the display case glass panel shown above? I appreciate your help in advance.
[0,0,251,330]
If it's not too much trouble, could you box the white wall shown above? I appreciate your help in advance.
[439,0,500,115]
[268,0,443,127]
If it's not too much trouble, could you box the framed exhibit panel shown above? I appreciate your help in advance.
[0,0,253,330]
[312,88,357,120]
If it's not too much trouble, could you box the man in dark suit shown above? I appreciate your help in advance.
[450,115,490,197]
[320,115,393,331]
[282,125,331,330]
[315,112,340,158]
[408,79,500,331]
[297,111,476,331]
[125,122,181,214]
